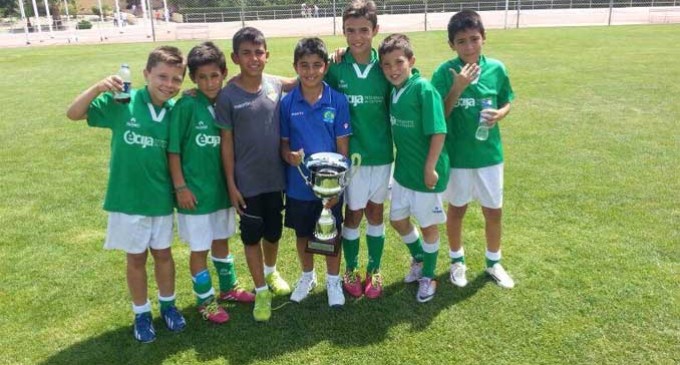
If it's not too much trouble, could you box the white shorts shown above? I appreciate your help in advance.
[105,213,174,254]
[177,208,236,252]
[444,163,504,209]
[346,164,392,211]
[390,180,446,228]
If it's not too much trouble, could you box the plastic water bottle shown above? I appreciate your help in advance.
[114,64,131,104]
[475,97,493,141]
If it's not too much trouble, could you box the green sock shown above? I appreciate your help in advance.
[159,297,175,312]
[213,254,237,292]
[366,234,385,273]
[405,238,425,263]
[342,237,360,271]
[451,256,466,264]
[193,269,213,305]
[422,250,438,278]
[486,258,499,268]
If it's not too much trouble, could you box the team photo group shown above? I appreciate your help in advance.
[66,0,515,343]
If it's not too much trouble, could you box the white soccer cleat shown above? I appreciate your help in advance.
[404,259,423,283]
[449,262,468,287]
[290,273,318,303]
[486,263,515,289]
[326,279,345,308]
[416,277,437,303]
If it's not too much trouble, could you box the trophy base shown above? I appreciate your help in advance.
[306,237,340,256]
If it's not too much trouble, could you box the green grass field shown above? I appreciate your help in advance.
[1,24,679,365]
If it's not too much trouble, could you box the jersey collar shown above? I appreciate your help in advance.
[139,86,173,109]
[293,81,333,108]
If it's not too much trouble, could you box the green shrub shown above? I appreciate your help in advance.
[76,19,92,29]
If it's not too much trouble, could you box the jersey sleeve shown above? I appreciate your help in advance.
[420,82,447,136]
[333,91,352,138]
[430,63,453,106]
[214,88,234,131]
[497,63,515,107]
[279,96,291,140]
[87,92,118,129]
[167,97,192,154]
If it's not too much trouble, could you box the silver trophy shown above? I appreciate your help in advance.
[297,152,361,255]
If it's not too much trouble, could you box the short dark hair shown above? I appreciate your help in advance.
[293,37,329,65]
[187,41,227,79]
[232,27,267,54]
[146,45,184,74]
[378,33,414,60]
[447,10,486,43]
[342,0,378,29]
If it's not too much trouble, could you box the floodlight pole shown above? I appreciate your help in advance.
[332,0,336,35]
[516,0,520,29]
[607,0,613,26]
[42,0,53,36]
[424,0,428,32]
[96,0,104,41]
[30,0,42,39]
[146,0,156,41]
[504,0,509,29]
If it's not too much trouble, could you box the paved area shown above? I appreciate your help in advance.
[0,6,677,48]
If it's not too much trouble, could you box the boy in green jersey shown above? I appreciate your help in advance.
[378,34,449,303]
[66,46,187,343]
[325,0,393,299]
[168,42,255,326]
[431,10,516,289]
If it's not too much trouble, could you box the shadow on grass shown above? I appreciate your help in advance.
[42,274,490,364]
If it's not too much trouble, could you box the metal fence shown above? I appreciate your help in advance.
[1,0,679,47]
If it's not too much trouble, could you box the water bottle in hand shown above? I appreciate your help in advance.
[475,97,493,141]
[114,64,131,104]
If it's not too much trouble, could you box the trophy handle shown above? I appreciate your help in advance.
[342,153,362,186]
[295,150,312,187]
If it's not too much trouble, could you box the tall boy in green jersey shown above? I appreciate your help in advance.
[431,10,516,289]
[325,0,393,299]
[168,42,255,326]
[66,46,187,343]
[215,27,295,322]
[378,34,449,303]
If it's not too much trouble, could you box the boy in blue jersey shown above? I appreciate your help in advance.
[280,37,352,308]
[431,10,516,289]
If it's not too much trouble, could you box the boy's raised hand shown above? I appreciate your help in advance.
[96,75,124,94]
[176,187,198,211]
[449,63,480,89]
[228,184,247,215]
[288,148,304,166]
[424,168,439,190]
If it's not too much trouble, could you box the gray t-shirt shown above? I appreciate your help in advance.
[215,75,286,198]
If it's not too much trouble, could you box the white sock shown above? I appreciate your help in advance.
[342,225,360,240]
[486,249,501,262]
[158,293,176,302]
[401,227,420,244]
[255,286,269,293]
[326,274,339,283]
[264,265,276,276]
[302,270,314,280]
[366,223,385,237]
[449,247,465,259]
[132,300,151,314]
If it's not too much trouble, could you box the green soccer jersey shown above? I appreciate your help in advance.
[325,48,393,165]
[168,90,231,215]
[390,69,449,193]
[431,55,515,169]
[87,87,174,216]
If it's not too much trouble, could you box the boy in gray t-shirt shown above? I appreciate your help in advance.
[215,27,294,322]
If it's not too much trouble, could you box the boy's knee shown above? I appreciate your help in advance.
[150,247,173,262]
[482,207,502,221]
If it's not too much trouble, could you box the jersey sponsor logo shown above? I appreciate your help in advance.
[123,130,167,149]
[456,98,476,109]
[126,118,140,128]
[346,94,364,107]
[432,205,444,214]
[322,107,336,124]
[291,111,304,117]
[234,101,252,110]
[346,94,384,107]
[390,115,415,128]
[195,120,209,130]
[338,80,349,90]
[195,133,220,147]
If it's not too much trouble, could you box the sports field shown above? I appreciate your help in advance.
[1,24,678,365]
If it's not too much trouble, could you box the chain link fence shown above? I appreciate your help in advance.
[1,0,679,47]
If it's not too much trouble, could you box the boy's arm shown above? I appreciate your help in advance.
[66,75,123,121]
[443,64,480,116]
[482,102,511,127]
[168,153,197,210]
[336,136,349,158]
[280,139,303,166]
[221,129,246,214]
[424,133,446,190]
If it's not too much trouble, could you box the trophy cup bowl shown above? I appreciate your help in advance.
[297,152,361,256]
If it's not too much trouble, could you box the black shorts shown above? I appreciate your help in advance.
[239,191,284,245]
[284,196,343,238]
